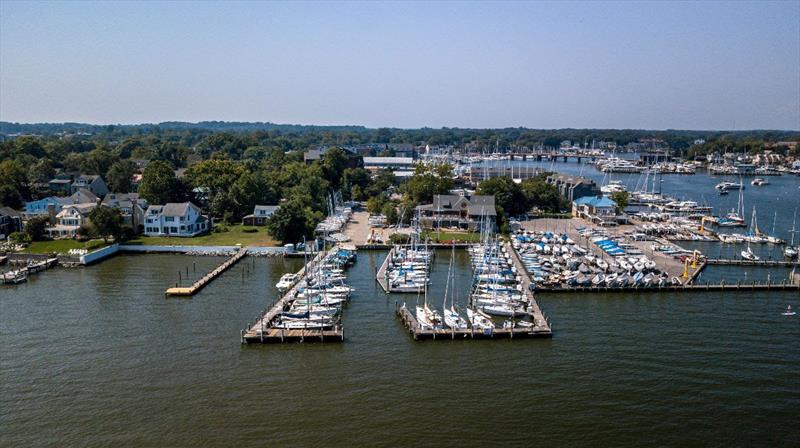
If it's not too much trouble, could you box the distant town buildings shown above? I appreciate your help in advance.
[242,205,280,226]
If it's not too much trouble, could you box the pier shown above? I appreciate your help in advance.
[503,241,552,333]
[376,247,393,293]
[705,259,799,267]
[165,248,248,296]
[242,247,344,343]
[532,281,799,293]
[1,257,58,284]
[395,303,552,340]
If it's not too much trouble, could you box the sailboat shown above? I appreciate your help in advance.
[782,305,796,316]
[442,245,468,330]
[742,207,760,261]
[784,209,798,259]
[718,186,746,227]
[415,275,441,330]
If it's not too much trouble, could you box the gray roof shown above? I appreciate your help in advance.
[0,206,21,217]
[254,205,280,214]
[69,188,99,204]
[162,202,192,217]
[49,179,72,185]
[102,193,146,210]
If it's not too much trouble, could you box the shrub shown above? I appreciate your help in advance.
[242,227,258,233]
[389,233,410,245]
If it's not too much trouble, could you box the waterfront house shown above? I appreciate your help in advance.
[572,195,619,226]
[242,205,280,226]
[101,193,148,232]
[47,203,97,238]
[143,202,210,237]
[24,197,71,219]
[546,174,601,203]
[0,207,23,239]
[71,175,108,197]
[416,194,496,231]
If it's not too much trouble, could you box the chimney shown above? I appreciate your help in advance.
[47,203,56,225]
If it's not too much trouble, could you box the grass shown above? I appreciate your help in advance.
[21,239,110,254]
[124,225,277,247]
[422,230,483,243]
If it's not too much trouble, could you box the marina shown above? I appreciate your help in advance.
[241,246,356,343]
[1,257,58,284]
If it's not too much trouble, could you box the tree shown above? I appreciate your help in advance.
[106,160,136,193]
[366,195,387,214]
[520,176,565,213]
[404,163,453,204]
[476,176,528,216]
[89,206,123,242]
[381,202,399,225]
[320,147,350,189]
[341,167,371,200]
[139,160,184,205]
[24,216,50,241]
[266,199,311,244]
[610,191,629,210]
[28,159,56,184]
[0,159,29,207]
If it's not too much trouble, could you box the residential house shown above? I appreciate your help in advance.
[101,193,148,232]
[546,174,602,203]
[143,202,210,237]
[416,194,496,231]
[0,207,23,239]
[572,195,619,226]
[242,205,280,226]
[47,203,97,238]
[48,177,73,195]
[24,197,72,219]
[71,175,109,197]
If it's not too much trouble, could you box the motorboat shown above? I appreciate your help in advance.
[751,178,769,186]
[782,305,796,316]
[275,273,298,291]
[741,247,760,261]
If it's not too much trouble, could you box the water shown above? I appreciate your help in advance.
[2,250,799,447]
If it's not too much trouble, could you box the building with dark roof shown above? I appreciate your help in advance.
[0,206,23,239]
[416,194,496,231]
[546,174,601,202]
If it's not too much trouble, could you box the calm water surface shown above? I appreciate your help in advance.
[2,249,799,447]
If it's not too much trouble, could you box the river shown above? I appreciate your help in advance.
[2,247,799,447]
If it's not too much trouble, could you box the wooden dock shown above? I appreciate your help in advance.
[395,303,552,340]
[242,248,344,343]
[1,257,58,285]
[532,281,800,293]
[376,247,393,293]
[165,248,248,296]
[705,259,799,267]
[504,241,552,334]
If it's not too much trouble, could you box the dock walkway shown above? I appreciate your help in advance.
[376,247,393,293]
[705,259,799,267]
[242,248,343,343]
[504,241,552,333]
[165,248,248,296]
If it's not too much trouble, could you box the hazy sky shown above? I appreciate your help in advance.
[1,1,798,129]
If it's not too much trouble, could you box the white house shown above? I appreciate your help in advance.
[143,202,210,237]
[47,203,97,238]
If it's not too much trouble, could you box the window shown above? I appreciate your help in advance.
[165,216,174,222]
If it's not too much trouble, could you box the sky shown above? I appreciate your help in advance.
[1,1,799,130]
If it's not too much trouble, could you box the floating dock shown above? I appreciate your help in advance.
[242,248,344,343]
[531,281,799,293]
[165,248,248,296]
[395,303,552,340]
[504,241,552,333]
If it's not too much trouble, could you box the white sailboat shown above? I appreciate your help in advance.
[785,209,798,259]
[442,245,468,330]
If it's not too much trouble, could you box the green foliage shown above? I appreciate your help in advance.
[389,233,410,245]
[106,160,136,193]
[266,199,317,244]
[366,195,387,214]
[476,177,527,216]
[138,160,184,205]
[381,202,399,225]
[610,191,629,210]
[0,159,29,207]
[404,163,453,204]
[89,206,123,242]
[24,216,49,241]
[9,231,31,244]
[520,176,565,213]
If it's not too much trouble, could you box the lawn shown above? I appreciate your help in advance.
[124,225,277,247]
[21,239,110,254]
[421,230,483,243]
